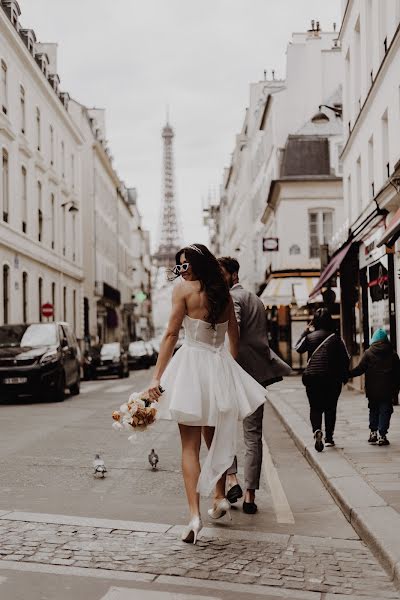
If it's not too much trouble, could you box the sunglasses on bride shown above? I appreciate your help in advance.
[173,262,190,275]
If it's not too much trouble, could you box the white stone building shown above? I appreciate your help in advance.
[0,1,152,345]
[213,23,344,302]
[0,1,84,333]
[331,0,400,365]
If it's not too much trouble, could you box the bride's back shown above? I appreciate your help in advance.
[180,279,230,324]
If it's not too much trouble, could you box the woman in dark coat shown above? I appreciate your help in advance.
[350,328,400,446]
[296,308,349,452]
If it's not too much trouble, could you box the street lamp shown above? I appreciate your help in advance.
[311,104,343,124]
[61,200,79,213]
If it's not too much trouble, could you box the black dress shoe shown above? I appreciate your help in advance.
[226,484,243,504]
[243,501,257,514]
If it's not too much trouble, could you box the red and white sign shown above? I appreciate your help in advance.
[41,303,54,318]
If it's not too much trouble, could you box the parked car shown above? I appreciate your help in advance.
[91,342,129,378]
[82,346,101,381]
[128,341,151,370]
[0,322,80,402]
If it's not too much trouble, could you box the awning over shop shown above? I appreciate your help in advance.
[377,207,400,247]
[260,276,320,307]
[309,240,353,300]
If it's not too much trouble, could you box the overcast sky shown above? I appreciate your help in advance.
[18,0,341,249]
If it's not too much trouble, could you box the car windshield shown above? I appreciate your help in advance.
[129,342,146,352]
[101,343,120,356]
[0,324,58,348]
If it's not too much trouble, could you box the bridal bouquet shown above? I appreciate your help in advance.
[112,389,162,438]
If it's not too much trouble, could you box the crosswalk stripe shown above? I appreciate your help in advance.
[80,383,104,394]
[262,434,295,524]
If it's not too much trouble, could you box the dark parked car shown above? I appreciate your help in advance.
[92,342,129,378]
[128,341,151,370]
[0,322,80,402]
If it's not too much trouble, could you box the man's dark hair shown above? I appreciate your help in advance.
[313,308,334,331]
[218,256,240,275]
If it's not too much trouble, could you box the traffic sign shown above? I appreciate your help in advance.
[42,303,54,318]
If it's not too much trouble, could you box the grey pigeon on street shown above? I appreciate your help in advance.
[148,449,159,470]
[93,454,107,477]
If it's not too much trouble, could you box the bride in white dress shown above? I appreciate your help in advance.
[147,244,267,544]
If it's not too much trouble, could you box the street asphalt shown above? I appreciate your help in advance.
[0,370,398,599]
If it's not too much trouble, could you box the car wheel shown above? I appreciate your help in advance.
[52,372,65,403]
[69,377,80,396]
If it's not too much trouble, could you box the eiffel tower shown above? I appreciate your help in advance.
[153,119,182,268]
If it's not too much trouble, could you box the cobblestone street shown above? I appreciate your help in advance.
[0,512,399,599]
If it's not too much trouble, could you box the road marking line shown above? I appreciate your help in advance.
[262,435,295,524]
[80,383,104,394]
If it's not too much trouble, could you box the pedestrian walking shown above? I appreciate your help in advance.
[349,328,400,446]
[146,244,267,544]
[296,308,349,452]
[218,257,291,514]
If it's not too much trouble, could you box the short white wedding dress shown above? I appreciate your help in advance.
[159,315,267,496]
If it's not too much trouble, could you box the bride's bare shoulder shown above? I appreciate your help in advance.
[173,278,197,298]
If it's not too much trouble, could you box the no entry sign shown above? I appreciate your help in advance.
[42,303,54,318]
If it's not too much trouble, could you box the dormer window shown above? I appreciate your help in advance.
[2,1,21,28]
[35,53,49,78]
[48,74,60,94]
[59,92,70,110]
[20,29,36,55]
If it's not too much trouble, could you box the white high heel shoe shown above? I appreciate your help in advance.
[181,515,202,544]
[208,498,232,521]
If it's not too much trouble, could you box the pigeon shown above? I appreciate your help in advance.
[93,454,107,477]
[148,449,159,470]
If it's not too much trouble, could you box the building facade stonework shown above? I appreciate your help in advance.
[0,1,152,345]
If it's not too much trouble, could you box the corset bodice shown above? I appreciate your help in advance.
[183,315,228,349]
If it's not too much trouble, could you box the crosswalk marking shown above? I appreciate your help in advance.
[80,383,104,394]
[262,435,295,525]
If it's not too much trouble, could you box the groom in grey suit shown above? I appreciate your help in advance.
[218,256,277,514]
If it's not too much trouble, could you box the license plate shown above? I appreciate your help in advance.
[3,377,28,384]
[97,366,108,371]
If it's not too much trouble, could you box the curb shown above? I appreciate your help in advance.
[268,389,400,591]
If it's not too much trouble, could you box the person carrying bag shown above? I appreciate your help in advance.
[296,308,349,452]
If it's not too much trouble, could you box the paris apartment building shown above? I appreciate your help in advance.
[0,1,151,343]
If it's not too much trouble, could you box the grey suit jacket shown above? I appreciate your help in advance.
[230,284,274,384]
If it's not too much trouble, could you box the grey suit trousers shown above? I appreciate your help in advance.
[227,403,265,490]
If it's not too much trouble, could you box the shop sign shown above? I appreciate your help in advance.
[360,225,387,269]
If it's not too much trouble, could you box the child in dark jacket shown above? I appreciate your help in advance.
[350,329,400,446]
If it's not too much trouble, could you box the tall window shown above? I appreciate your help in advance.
[3,265,9,324]
[63,286,67,321]
[62,204,66,256]
[21,166,27,233]
[1,60,7,114]
[20,85,26,134]
[72,213,76,261]
[38,277,43,322]
[22,272,28,323]
[71,154,75,188]
[50,125,54,165]
[36,107,41,151]
[50,193,55,249]
[61,141,65,178]
[382,110,389,179]
[51,282,56,321]
[2,149,9,222]
[38,181,43,242]
[73,289,76,331]
[356,156,362,213]
[309,211,333,259]
[368,136,374,199]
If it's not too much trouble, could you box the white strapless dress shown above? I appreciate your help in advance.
[159,315,267,496]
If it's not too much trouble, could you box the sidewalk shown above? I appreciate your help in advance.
[268,377,400,590]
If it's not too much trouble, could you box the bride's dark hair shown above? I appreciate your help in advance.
[175,243,230,329]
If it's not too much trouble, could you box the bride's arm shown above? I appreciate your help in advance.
[147,283,186,400]
[227,297,239,360]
